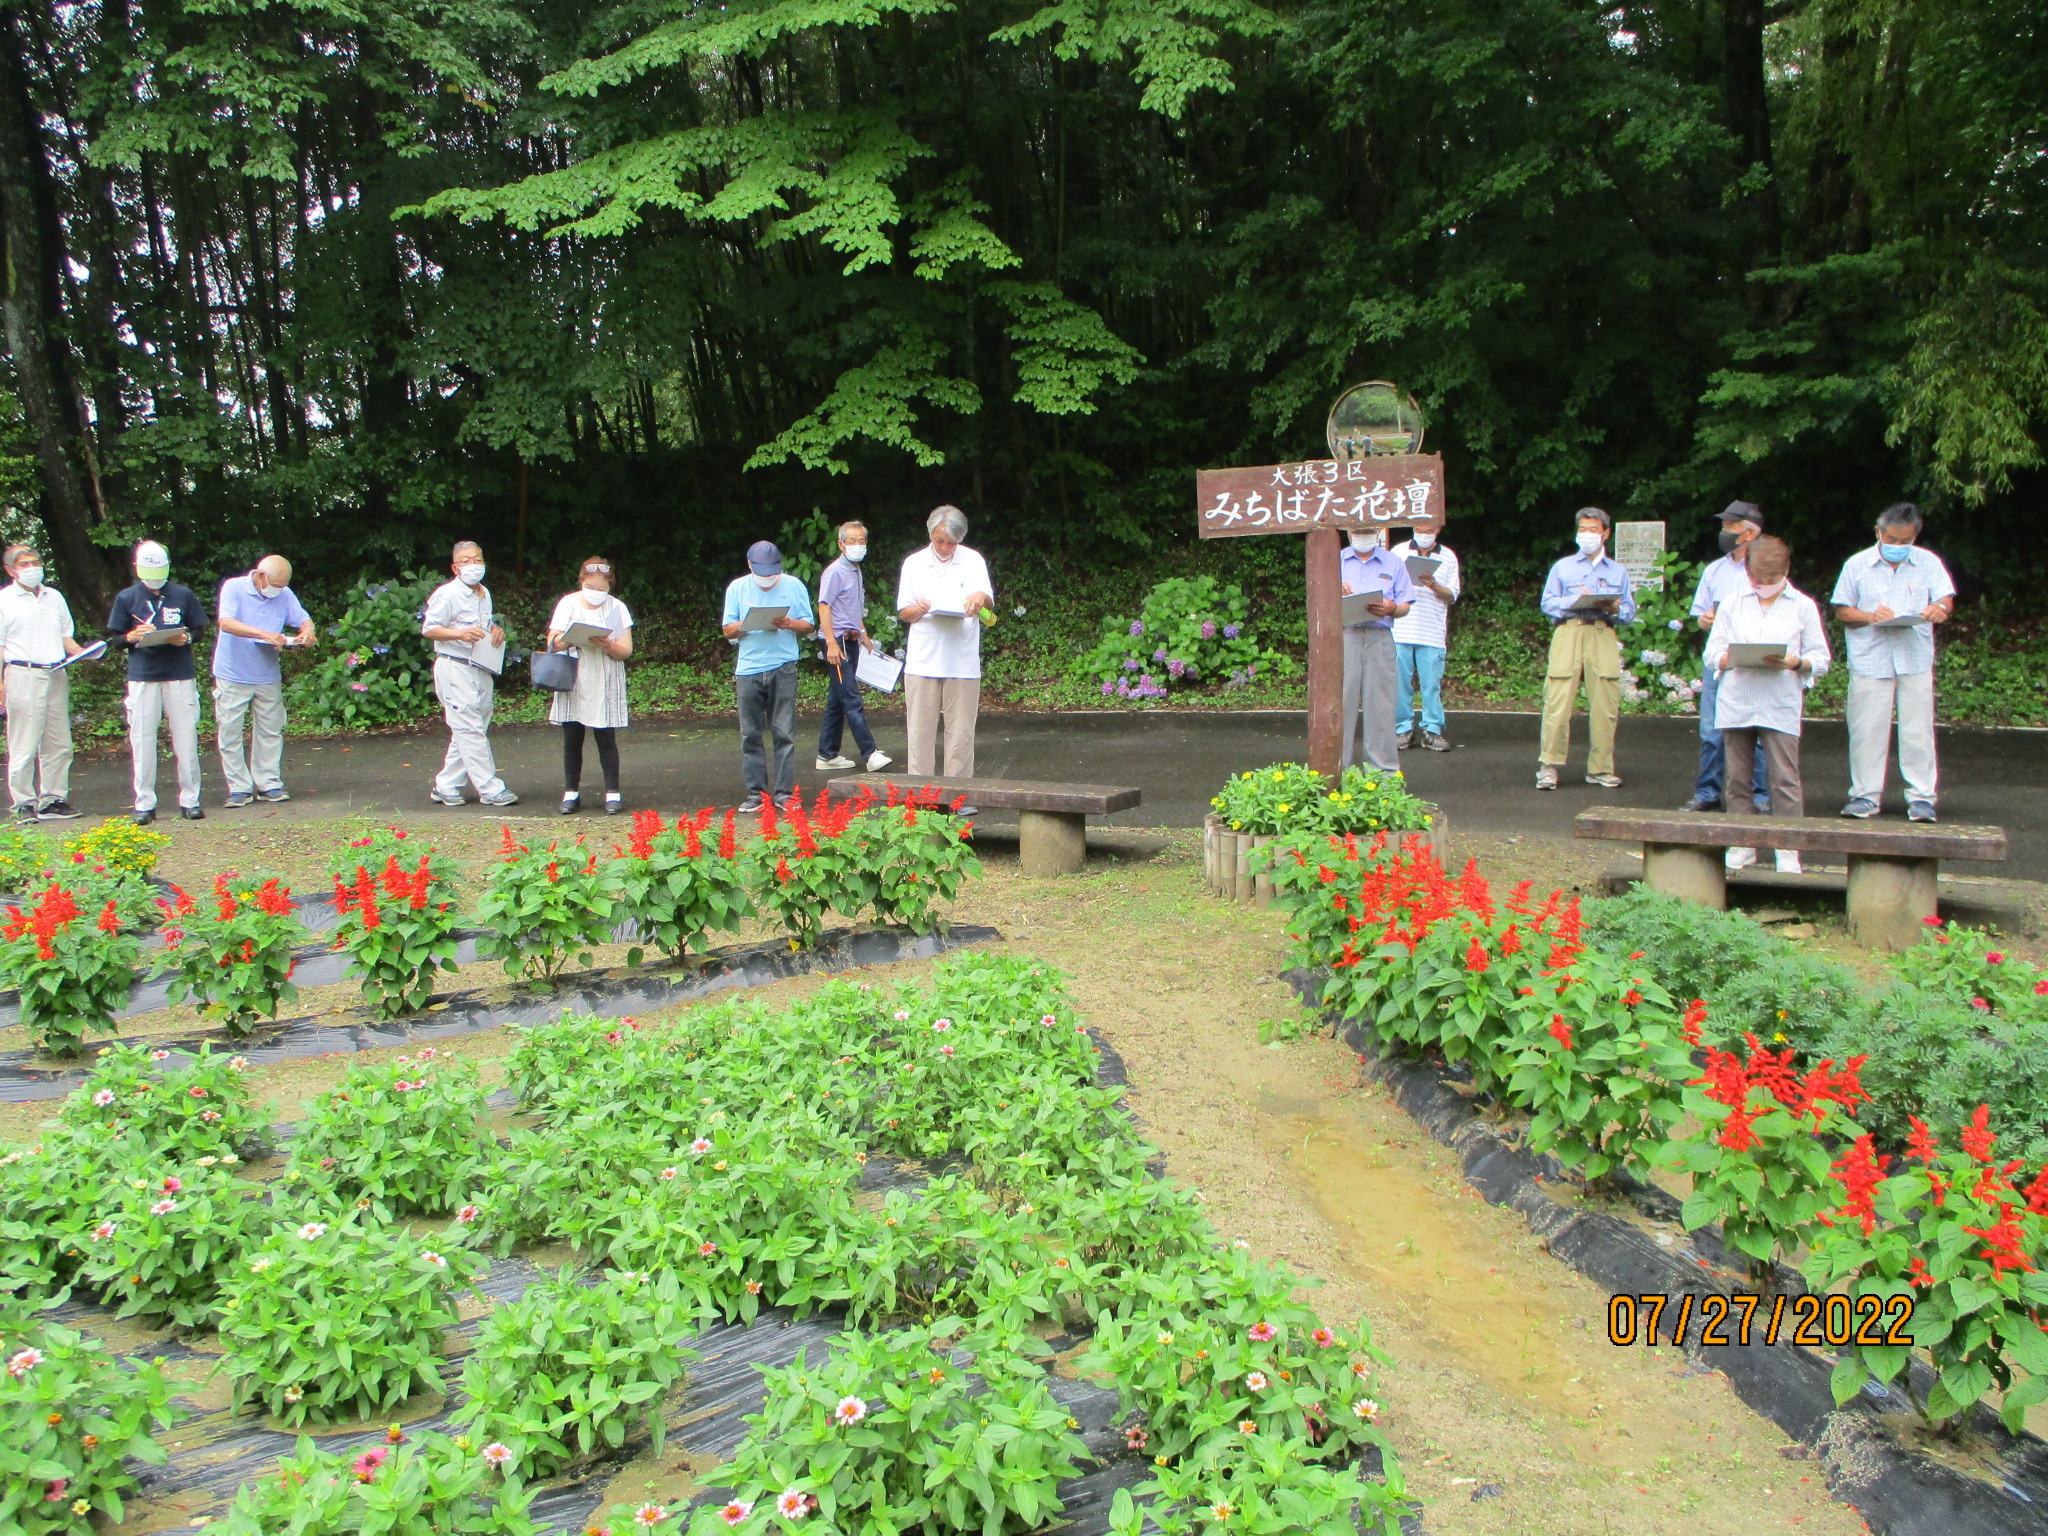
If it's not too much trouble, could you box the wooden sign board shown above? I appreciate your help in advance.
[1196,454,1445,539]
[1614,521,1666,592]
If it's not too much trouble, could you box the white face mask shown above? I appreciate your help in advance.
[1348,530,1381,552]
[1753,578,1787,600]
[457,563,486,587]
[1576,531,1604,556]
[14,565,43,590]
[753,572,780,590]
[1412,531,1436,550]
[142,575,167,591]
[843,544,867,564]
[579,584,608,603]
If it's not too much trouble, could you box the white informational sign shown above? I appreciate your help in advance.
[1614,521,1667,592]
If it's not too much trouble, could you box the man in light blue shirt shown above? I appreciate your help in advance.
[1537,508,1636,790]
[1336,529,1414,772]
[1682,501,1769,813]
[1830,503,1955,822]
[720,540,815,812]
[212,555,315,806]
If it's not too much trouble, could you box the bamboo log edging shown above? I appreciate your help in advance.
[1201,808,1448,903]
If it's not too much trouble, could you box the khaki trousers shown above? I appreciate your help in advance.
[904,674,979,777]
[1724,726,1803,825]
[214,680,287,796]
[128,678,203,812]
[1539,620,1621,776]
[3,665,72,810]
[1847,670,1937,807]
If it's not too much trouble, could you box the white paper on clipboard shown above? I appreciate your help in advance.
[855,646,903,694]
[468,634,506,675]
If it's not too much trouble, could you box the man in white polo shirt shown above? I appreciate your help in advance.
[896,505,992,809]
[0,543,85,821]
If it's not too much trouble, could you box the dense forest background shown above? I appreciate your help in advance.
[1,0,2043,632]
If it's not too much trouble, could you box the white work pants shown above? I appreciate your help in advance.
[214,680,287,797]
[1847,670,1938,807]
[128,679,202,812]
[433,657,506,798]
[4,665,72,810]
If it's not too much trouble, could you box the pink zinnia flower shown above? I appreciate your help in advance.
[229,1056,249,1071]
[421,1250,448,1268]
[92,1221,116,1240]
[44,1480,67,1502]
[833,1396,867,1425]
[1311,1327,1335,1347]
[200,1109,221,1122]
[932,1018,952,1032]
[775,1490,810,1520]
[633,1505,667,1528]
[162,1176,183,1193]
[1352,1397,1380,1421]
[92,1089,115,1107]
[150,1049,170,1062]
[1238,1419,1257,1434]
[659,1168,679,1182]
[939,1044,956,1058]
[456,1205,479,1224]
[699,1241,718,1257]
[481,1442,513,1468]
[351,1447,388,1481]
[1247,1322,1276,1343]
[297,1222,328,1240]
[7,1348,42,1378]
[1039,1015,1057,1026]
[150,1198,177,1216]
[1245,1371,1268,1391]
[1350,1360,1370,1378]
[720,1503,754,1526]
[745,1280,763,1295]
[690,1138,713,1156]
[892,1010,910,1022]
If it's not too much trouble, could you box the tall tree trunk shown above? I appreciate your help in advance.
[1723,0,1781,262]
[0,4,115,614]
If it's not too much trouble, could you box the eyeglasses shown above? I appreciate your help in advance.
[583,564,611,575]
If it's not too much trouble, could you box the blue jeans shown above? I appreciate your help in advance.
[736,663,798,797]
[1395,643,1446,736]
[1694,666,1769,811]
[817,652,876,759]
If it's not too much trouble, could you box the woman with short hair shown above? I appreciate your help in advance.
[548,556,634,814]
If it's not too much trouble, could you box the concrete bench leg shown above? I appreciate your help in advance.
[1019,809,1088,875]
[1847,853,1938,951]
[1642,842,1727,909]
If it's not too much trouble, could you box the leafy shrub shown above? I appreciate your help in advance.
[853,791,983,934]
[475,828,615,982]
[1213,763,1431,838]
[220,1211,481,1427]
[152,874,303,1035]
[454,1268,702,1476]
[0,1130,144,1298]
[1889,918,2048,1024]
[697,1324,1090,1536]
[285,572,440,732]
[33,852,160,932]
[1616,551,1706,712]
[286,1051,494,1217]
[0,821,49,894]
[60,819,170,877]
[327,829,462,1017]
[56,1044,262,1161]
[78,1154,265,1328]
[1074,575,1282,699]
[0,1295,175,1534]
[1110,1432,1406,1536]
[198,1430,537,1536]
[743,795,874,947]
[606,809,751,962]
[0,885,143,1055]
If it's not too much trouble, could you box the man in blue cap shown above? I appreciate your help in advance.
[720,540,815,812]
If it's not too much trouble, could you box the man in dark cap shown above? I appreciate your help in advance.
[1681,501,1770,813]
[720,539,814,812]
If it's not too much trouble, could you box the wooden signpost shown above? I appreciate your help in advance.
[1196,445,1447,778]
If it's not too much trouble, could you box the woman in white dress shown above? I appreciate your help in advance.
[547,556,634,814]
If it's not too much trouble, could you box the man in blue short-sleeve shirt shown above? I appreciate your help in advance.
[212,554,314,807]
[721,540,815,812]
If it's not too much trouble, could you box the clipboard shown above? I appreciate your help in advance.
[54,640,107,669]
[855,646,903,694]
[1571,590,1621,611]
[130,627,189,647]
[558,620,615,650]
[922,603,968,619]
[1405,557,1441,582]
[1341,591,1384,627]
[1871,613,1930,629]
[1727,642,1791,669]
[740,605,789,634]
[468,634,506,676]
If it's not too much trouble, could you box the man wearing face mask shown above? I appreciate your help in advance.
[721,539,816,812]
[422,542,518,807]
[1336,525,1415,774]
[1536,508,1637,790]
[213,553,315,807]
[1681,502,1769,813]
[1831,503,1955,823]
[1387,523,1459,751]
[814,520,890,773]
[897,506,993,797]
[107,541,208,825]
[0,544,86,822]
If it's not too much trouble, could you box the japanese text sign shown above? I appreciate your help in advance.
[1196,454,1445,538]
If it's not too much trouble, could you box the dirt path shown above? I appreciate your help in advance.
[10,818,1869,1535]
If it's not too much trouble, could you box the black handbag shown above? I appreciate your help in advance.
[530,644,578,692]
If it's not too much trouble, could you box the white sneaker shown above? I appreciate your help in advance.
[864,749,893,771]
[1725,846,1757,871]
[815,755,857,771]
[1775,849,1803,874]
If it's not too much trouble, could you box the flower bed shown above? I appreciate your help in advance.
[1,954,1408,1536]
[1274,833,2048,1438]
[1203,765,1437,906]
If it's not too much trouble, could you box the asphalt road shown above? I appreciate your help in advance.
[59,708,2048,883]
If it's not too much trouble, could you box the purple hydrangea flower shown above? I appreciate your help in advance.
[1167,658,1186,679]
[1200,621,1217,640]
[1223,624,1240,639]
[1123,657,1141,671]
[1129,621,1145,637]
[1153,647,1168,662]
[1101,680,1114,696]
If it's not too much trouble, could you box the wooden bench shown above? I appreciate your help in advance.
[1573,808,2009,950]
[835,776,1142,876]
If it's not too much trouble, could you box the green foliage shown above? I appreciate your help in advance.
[1110,1432,1407,1536]
[454,1269,703,1478]
[606,811,753,962]
[57,1044,263,1162]
[0,885,144,1057]
[197,1432,538,1536]
[0,1297,175,1534]
[1212,764,1432,838]
[474,831,616,982]
[78,1155,266,1329]
[220,1212,482,1428]
[287,1053,496,1218]
[326,831,463,1018]
[1076,577,1279,699]
[287,574,442,733]
[0,822,51,893]
[151,874,304,1036]
[0,1130,145,1300]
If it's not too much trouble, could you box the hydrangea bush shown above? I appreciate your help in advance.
[1073,576,1284,700]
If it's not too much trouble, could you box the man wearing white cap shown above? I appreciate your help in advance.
[107,541,209,825]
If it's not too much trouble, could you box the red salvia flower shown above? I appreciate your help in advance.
[498,824,523,860]
[1905,1117,1941,1164]
[775,855,793,885]
[2022,1166,2048,1217]
[255,878,294,917]
[545,861,560,884]
[719,809,738,859]
[627,809,662,860]
[1548,1014,1573,1051]
[410,857,433,910]
[381,856,412,901]
[1961,1105,1996,1164]
[1681,998,1709,1047]
[1499,923,1523,957]
[1962,1201,2035,1278]
[1622,987,1643,1007]
[97,900,122,934]
[1829,1136,1889,1236]
[353,867,381,931]
[1464,937,1490,973]
[1907,1257,1935,1289]
[759,798,779,838]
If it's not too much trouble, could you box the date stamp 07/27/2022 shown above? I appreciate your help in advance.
[1606,1292,1917,1348]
